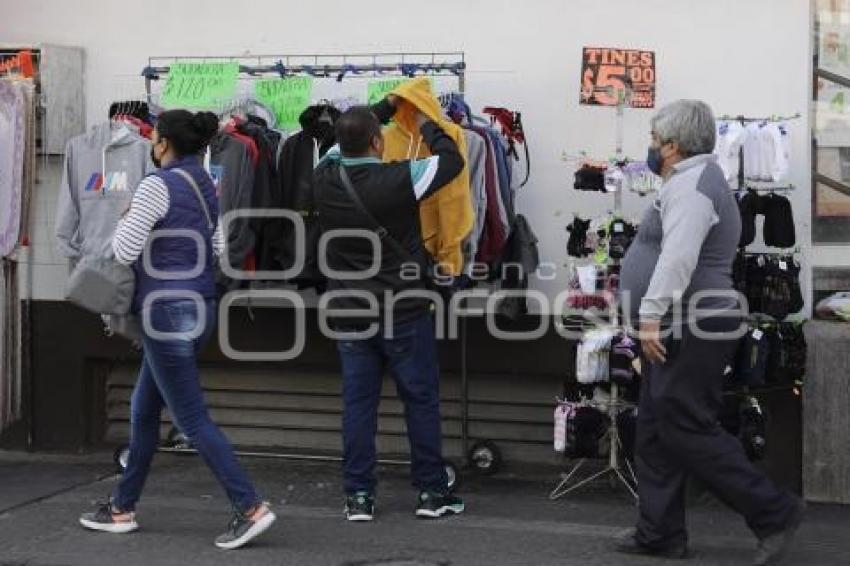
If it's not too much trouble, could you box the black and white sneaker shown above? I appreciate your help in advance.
[214,504,276,550]
[345,491,375,522]
[79,501,139,534]
[415,491,465,519]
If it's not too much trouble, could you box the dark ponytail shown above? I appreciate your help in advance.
[156,109,219,156]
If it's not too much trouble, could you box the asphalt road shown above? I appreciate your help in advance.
[0,451,846,566]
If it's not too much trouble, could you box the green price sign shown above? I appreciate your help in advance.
[366,77,435,106]
[160,62,239,109]
[366,78,409,105]
[254,77,314,130]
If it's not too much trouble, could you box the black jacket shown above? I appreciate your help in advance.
[314,110,465,325]
[268,104,341,288]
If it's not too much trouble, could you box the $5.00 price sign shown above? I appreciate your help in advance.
[160,62,239,109]
[580,47,655,109]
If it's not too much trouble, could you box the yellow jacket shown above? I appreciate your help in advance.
[383,78,473,276]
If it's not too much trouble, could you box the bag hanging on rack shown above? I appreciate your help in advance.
[571,405,608,458]
[554,402,575,453]
[607,218,636,260]
[734,327,770,386]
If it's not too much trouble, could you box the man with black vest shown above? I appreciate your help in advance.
[313,96,465,522]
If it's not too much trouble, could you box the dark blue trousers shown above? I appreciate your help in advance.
[635,318,798,548]
[114,299,260,513]
[337,313,448,495]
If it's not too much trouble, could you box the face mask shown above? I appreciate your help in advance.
[150,145,161,168]
[646,145,663,176]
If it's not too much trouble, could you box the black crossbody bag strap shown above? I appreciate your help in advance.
[338,165,420,265]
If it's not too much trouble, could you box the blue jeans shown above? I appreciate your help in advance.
[337,313,448,495]
[113,298,260,513]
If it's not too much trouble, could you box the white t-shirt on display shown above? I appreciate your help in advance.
[714,120,748,187]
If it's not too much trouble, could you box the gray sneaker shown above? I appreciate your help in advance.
[753,501,805,566]
[79,501,138,534]
[214,504,276,550]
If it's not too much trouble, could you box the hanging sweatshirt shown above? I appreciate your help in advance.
[55,122,154,259]
[209,132,256,281]
[471,125,508,265]
[767,122,790,182]
[463,129,488,275]
[383,78,473,276]
[488,129,516,226]
[743,123,764,181]
[272,104,340,287]
[472,126,511,238]
[713,120,748,186]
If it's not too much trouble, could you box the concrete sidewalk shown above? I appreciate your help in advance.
[0,450,846,566]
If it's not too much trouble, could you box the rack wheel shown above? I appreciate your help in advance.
[468,440,502,476]
[445,461,461,491]
[167,427,192,449]
[114,444,130,473]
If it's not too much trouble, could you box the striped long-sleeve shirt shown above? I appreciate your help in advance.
[112,175,224,265]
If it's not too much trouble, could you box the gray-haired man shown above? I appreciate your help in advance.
[616,100,804,565]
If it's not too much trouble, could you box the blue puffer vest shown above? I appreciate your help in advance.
[132,156,219,312]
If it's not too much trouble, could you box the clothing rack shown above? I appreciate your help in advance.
[133,51,479,486]
[741,184,795,193]
[142,52,467,104]
[143,62,465,80]
[716,113,801,189]
[740,251,800,256]
[716,113,803,123]
[549,392,638,500]
[552,87,638,502]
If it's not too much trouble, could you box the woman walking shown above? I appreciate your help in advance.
[78,109,275,550]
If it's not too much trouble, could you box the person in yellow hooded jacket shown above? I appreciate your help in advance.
[382,77,474,277]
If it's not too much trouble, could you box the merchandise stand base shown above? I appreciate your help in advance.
[549,457,638,501]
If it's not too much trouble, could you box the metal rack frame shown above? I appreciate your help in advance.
[142,52,466,103]
[551,88,638,501]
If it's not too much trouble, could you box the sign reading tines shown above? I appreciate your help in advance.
[580,47,655,109]
[160,62,239,109]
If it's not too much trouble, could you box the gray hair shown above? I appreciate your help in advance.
[650,99,716,156]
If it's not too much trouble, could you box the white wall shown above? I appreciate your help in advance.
[2,0,813,313]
